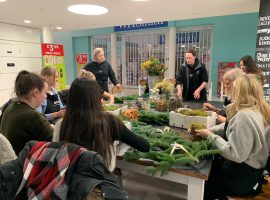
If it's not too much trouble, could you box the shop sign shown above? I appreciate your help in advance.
[114,21,168,32]
[159,32,200,44]
[256,0,270,101]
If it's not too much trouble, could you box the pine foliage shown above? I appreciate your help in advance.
[123,122,220,176]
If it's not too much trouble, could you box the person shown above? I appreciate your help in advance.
[203,68,244,123]
[176,49,208,102]
[196,74,270,199]
[240,55,264,84]
[78,69,115,104]
[84,48,122,92]
[53,78,150,171]
[36,67,65,123]
[0,70,53,155]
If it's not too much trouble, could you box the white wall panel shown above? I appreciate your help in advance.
[0,43,21,57]
[0,57,22,73]
[21,58,42,73]
[0,73,17,90]
[0,23,41,43]
[0,23,42,106]
[0,90,15,107]
[19,43,41,58]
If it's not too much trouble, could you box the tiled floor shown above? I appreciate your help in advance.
[121,170,187,200]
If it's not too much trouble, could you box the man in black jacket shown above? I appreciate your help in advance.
[84,48,122,92]
[176,49,208,102]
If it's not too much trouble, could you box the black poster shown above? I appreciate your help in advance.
[256,0,270,101]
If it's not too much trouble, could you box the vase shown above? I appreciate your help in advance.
[148,76,160,91]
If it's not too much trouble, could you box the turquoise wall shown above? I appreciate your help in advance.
[54,12,258,95]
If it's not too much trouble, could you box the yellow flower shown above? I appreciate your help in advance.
[140,56,166,76]
[154,79,174,94]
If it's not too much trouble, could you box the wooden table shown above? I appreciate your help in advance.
[116,101,221,199]
[116,157,212,200]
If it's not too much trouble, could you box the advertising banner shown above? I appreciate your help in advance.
[76,53,88,75]
[41,43,66,90]
[256,0,270,101]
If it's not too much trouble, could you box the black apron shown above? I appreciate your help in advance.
[44,92,61,114]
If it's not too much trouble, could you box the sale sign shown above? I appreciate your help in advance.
[41,43,66,90]
[76,53,88,75]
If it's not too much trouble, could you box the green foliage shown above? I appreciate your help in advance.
[138,110,169,125]
[177,109,209,117]
[123,122,221,176]
[103,105,119,111]
[189,123,206,130]
[114,95,139,104]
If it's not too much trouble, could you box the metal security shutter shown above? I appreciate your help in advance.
[119,31,166,87]
[175,26,212,80]
[90,36,111,61]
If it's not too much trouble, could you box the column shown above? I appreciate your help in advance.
[111,32,118,78]
[42,25,54,43]
[165,27,176,79]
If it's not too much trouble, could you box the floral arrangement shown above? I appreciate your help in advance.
[140,56,166,76]
[154,79,174,95]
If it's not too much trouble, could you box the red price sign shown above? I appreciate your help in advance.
[76,54,88,64]
[41,43,64,56]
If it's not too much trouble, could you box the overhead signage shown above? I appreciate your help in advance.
[114,21,168,32]
[159,32,200,44]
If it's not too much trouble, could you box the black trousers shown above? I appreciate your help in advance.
[204,156,263,200]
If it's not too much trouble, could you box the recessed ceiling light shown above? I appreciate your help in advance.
[24,20,31,24]
[136,18,143,22]
[67,4,108,15]
[0,0,7,2]
[56,26,62,30]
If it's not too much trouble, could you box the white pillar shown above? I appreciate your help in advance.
[42,25,54,43]
[165,27,176,79]
[111,32,118,78]
[121,36,127,87]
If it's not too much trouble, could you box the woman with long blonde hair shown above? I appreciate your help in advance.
[197,74,270,199]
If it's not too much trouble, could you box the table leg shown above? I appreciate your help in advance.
[187,177,205,200]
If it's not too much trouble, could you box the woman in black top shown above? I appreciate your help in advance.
[176,49,208,102]
[84,48,122,92]
[59,78,150,168]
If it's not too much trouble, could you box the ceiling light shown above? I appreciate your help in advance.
[136,18,143,22]
[56,26,62,30]
[24,20,31,24]
[0,0,7,2]
[67,4,108,15]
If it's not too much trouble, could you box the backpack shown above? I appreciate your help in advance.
[67,151,132,200]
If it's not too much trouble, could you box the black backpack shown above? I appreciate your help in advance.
[0,141,132,200]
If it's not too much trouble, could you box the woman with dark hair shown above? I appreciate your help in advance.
[0,70,53,155]
[176,49,208,102]
[54,78,149,170]
[240,55,264,84]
